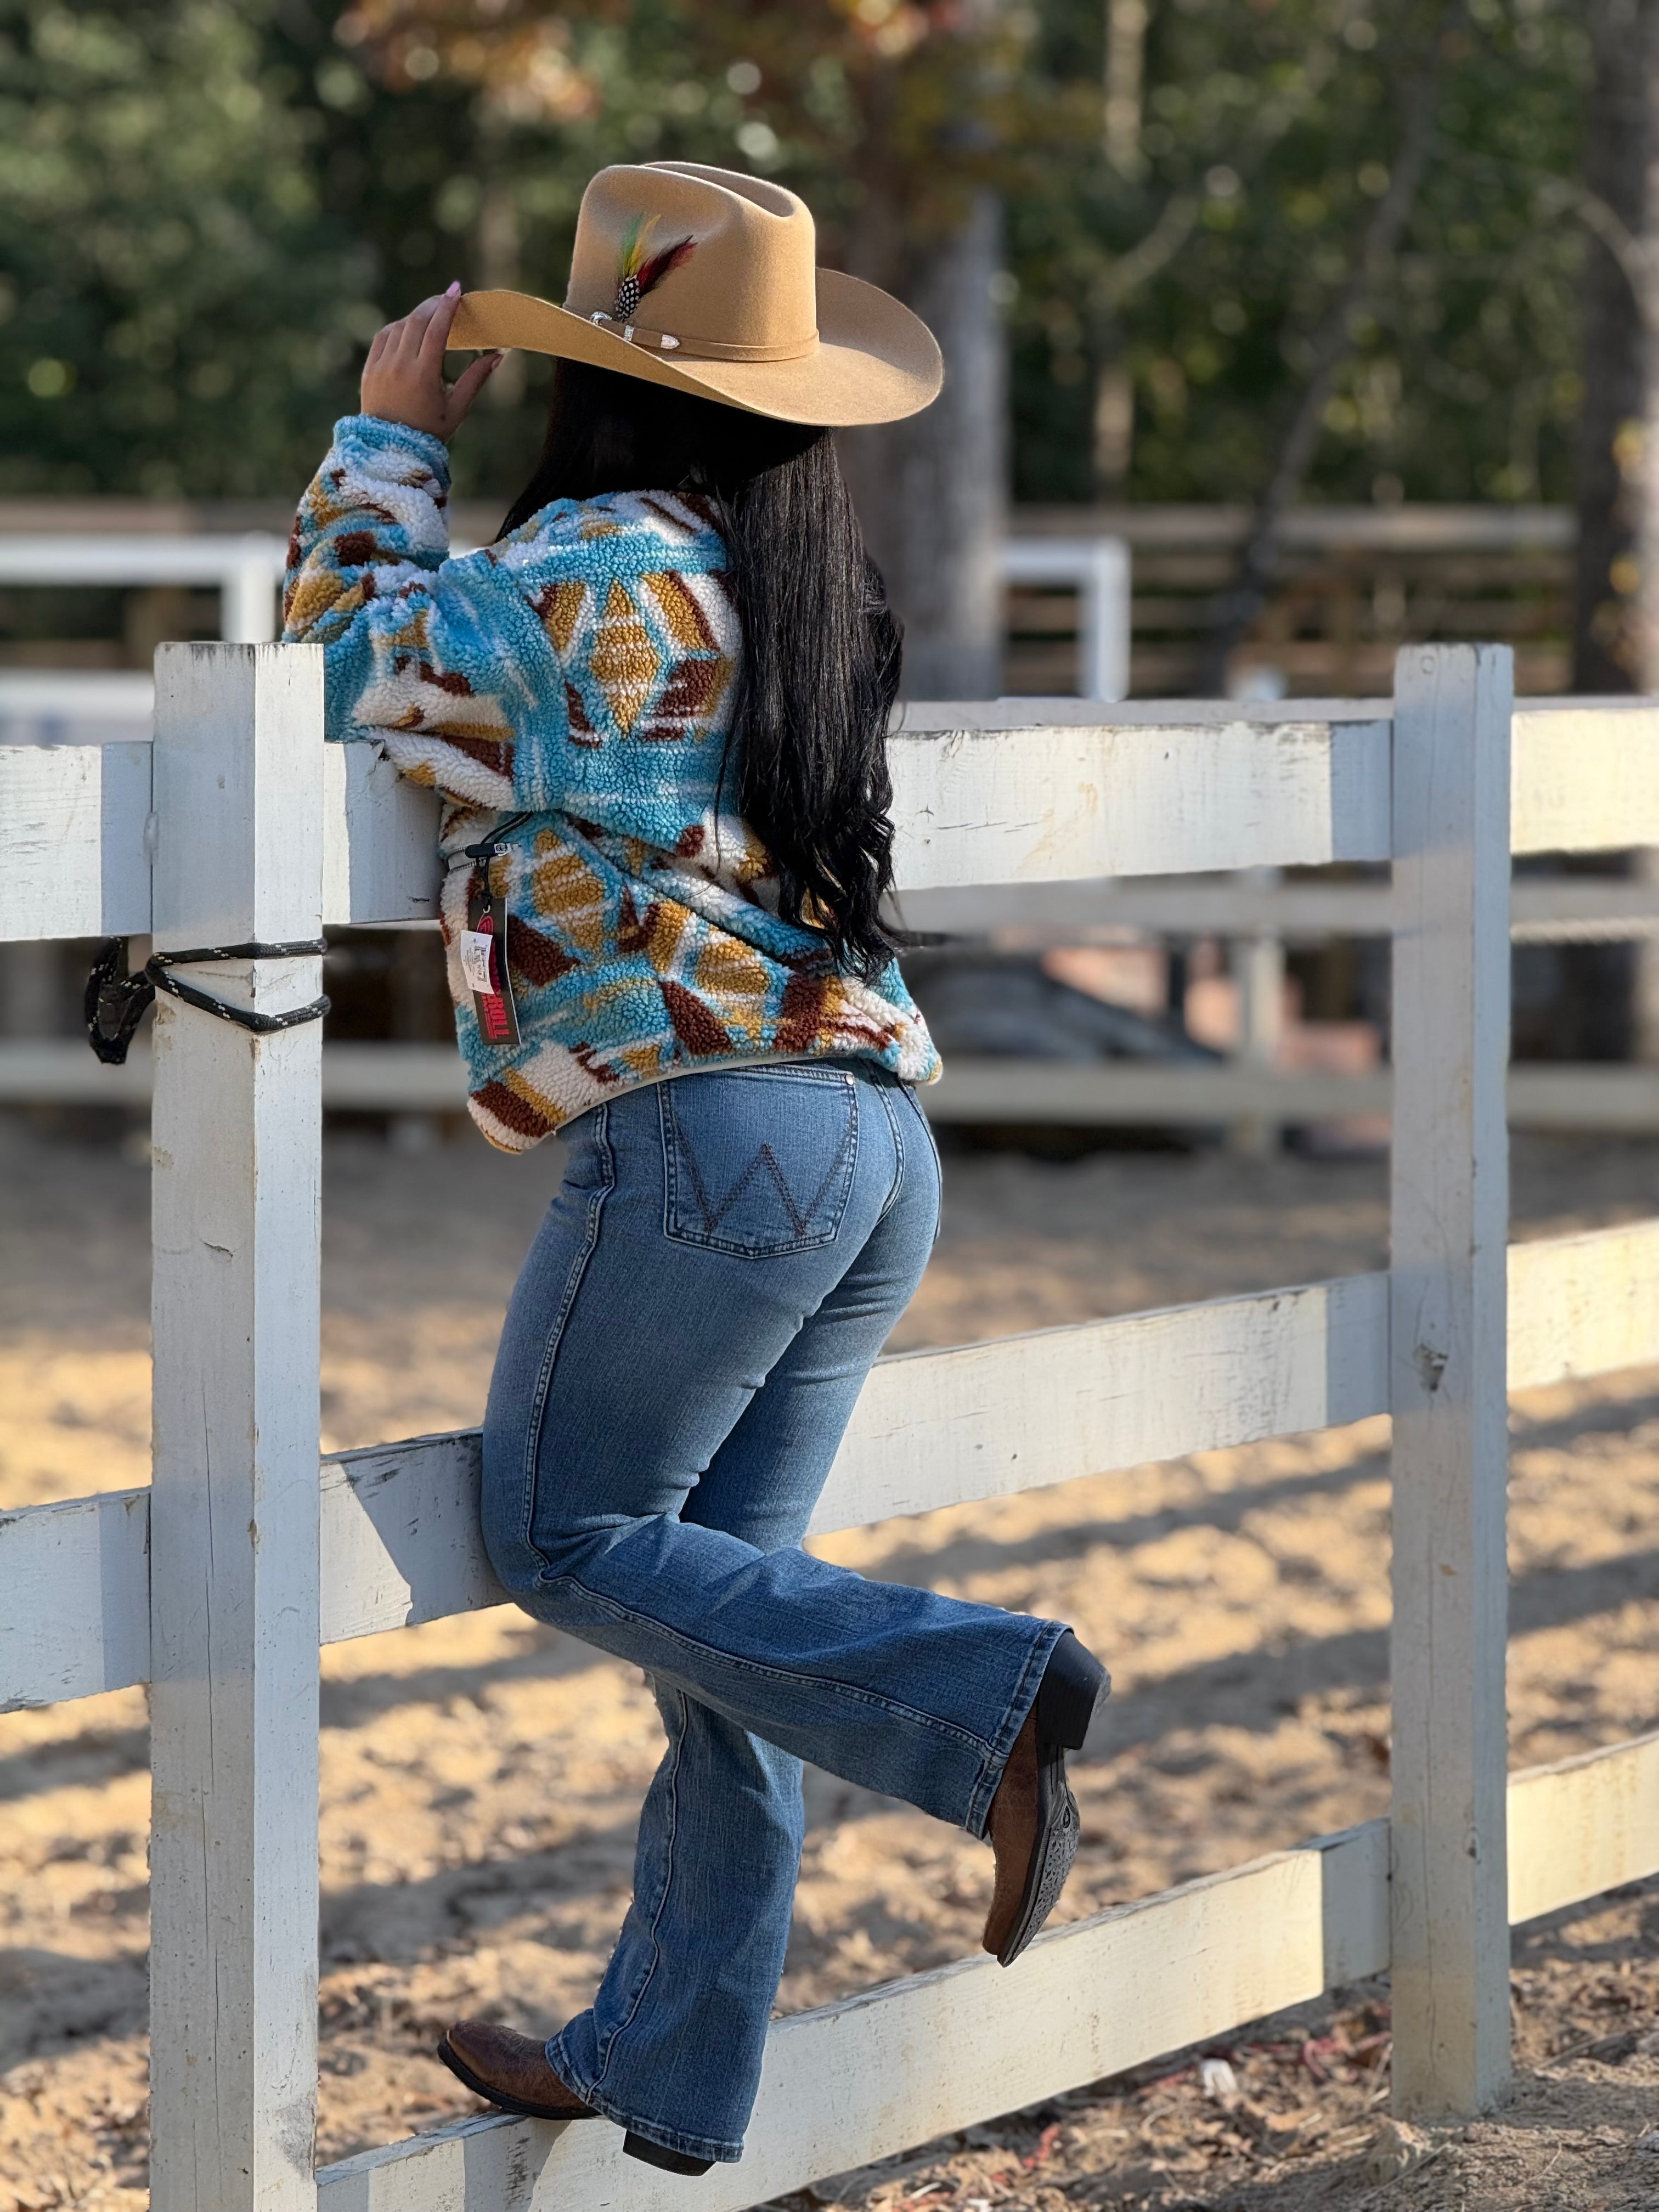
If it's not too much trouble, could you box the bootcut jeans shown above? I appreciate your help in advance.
[481,1058,1068,2168]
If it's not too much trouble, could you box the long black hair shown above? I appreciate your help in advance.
[499,358,902,980]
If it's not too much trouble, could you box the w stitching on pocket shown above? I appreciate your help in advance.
[660,1073,857,1258]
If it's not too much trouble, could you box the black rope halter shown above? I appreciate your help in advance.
[85,939,331,1066]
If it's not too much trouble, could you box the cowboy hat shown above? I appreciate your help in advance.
[448,161,942,428]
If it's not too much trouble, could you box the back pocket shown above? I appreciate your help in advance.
[659,1069,857,1259]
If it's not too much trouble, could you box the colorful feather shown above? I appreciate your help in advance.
[616,212,651,281]
[634,235,697,297]
[612,218,696,321]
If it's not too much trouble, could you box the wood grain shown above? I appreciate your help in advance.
[1387,643,1515,2118]
[0,737,151,939]
[146,642,325,2212]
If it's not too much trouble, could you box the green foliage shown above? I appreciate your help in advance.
[1011,0,1592,504]
[0,0,1600,507]
[0,1,380,494]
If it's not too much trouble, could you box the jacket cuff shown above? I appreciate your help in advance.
[331,413,453,486]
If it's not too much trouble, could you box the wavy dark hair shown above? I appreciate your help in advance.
[499,358,902,980]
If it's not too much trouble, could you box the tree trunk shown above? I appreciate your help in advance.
[1195,27,1443,695]
[838,191,1007,701]
[1630,0,1659,699]
[1104,0,1148,180]
[1571,0,1659,1063]
[1571,0,1650,691]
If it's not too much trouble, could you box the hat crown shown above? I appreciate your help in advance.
[565,163,820,364]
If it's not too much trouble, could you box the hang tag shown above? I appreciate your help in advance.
[458,929,495,998]
[464,884,521,1048]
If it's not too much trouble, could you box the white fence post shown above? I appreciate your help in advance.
[1387,642,1513,2117]
[224,538,284,645]
[148,641,326,2212]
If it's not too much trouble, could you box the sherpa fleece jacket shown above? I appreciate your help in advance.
[282,414,939,1153]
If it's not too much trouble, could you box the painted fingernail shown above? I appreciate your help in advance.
[445,279,461,297]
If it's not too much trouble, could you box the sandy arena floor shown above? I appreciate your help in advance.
[0,1114,1655,2211]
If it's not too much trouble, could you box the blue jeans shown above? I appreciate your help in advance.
[481,1061,1066,2166]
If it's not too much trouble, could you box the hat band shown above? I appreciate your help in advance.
[574,307,820,364]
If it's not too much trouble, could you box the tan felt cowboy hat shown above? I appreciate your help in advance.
[448,162,942,427]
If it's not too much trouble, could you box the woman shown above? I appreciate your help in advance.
[284,160,1108,2179]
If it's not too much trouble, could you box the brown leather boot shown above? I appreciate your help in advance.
[437,2021,715,2177]
[981,1629,1109,1967]
[437,2021,598,2123]
[983,1708,1042,1959]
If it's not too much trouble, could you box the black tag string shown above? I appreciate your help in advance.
[85,939,330,1066]
[448,811,535,877]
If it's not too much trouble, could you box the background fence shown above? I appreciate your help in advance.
[1007,505,1575,699]
[1,644,1657,2211]
[4,512,1654,1139]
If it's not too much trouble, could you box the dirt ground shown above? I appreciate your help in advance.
[0,1112,1655,2212]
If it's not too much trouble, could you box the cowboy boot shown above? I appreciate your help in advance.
[983,1629,1109,1967]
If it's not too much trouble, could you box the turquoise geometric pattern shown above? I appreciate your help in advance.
[282,414,939,1153]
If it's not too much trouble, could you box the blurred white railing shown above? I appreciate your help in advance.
[0,530,287,643]
[999,535,1131,702]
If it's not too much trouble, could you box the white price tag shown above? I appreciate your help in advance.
[459,928,496,997]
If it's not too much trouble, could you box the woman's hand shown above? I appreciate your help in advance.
[360,282,503,442]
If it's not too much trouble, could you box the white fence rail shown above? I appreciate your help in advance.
[8,693,1659,946]
[1,645,1657,2212]
[314,1731,1659,2212]
[5,1037,1654,1131]
[5,1215,1655,1712]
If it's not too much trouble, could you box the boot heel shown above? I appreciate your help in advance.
[624,2131,714,2177]
[1035,1629,1109,1750]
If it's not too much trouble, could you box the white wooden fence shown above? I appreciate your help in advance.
[2,642,1658,2212]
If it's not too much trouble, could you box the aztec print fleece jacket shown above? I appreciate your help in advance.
[283,414,939,1153]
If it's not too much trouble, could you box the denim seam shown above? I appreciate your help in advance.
[709,1063,852,1086]
[537,1569,995,1758]
[872,1080,906,1223]
[904,1084,944,1245]
[591,1684,686,2087]
[962,1616,1070,1839]
[519,1104,616,1572]
[658,1070,860,1260]
[541,2036,744,2164]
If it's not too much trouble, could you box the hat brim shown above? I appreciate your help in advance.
[448,268,941,428]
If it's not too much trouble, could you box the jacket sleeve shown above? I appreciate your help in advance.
[281,413,567,812]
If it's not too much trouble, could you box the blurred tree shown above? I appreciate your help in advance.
[1571,0,1657,693]
[1565,0,1659,1062]
[1195,0,1456,689]
[0,0,380,495]
[1012,0,1590,510]
[0,0,1604,534]
[333,0,1078,693]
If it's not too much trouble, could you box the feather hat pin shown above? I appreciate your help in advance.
[611,213,696,321]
